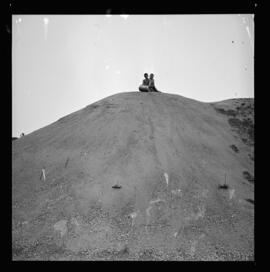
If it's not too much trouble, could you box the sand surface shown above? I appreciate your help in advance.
[12,92,254,260]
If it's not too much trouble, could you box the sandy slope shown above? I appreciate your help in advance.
[12,92,254,260]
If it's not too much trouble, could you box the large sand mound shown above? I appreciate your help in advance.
[12,92,254,260]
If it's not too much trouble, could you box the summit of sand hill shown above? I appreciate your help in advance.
[12,92,254,260]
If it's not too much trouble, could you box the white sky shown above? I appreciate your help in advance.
[12,14,254,137]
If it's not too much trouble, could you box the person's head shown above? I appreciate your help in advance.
[150,73,154,79]
[144,73,148,78]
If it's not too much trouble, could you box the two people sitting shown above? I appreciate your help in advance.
[139,73,159,92]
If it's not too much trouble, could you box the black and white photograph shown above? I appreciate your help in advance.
[12,11,254,261]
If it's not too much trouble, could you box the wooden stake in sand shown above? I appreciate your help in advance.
[42,168,46,181]
[164,172,169,186]
[65,158,69,168]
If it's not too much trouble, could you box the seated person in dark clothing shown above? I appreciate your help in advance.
[149,73,159,92]
[139,73,150,92]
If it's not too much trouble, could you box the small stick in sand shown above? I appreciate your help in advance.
[164,172,169,186]
[65,158,69,168]
[42,169,46,181]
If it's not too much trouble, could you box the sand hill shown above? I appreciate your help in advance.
[12,92,254,260]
